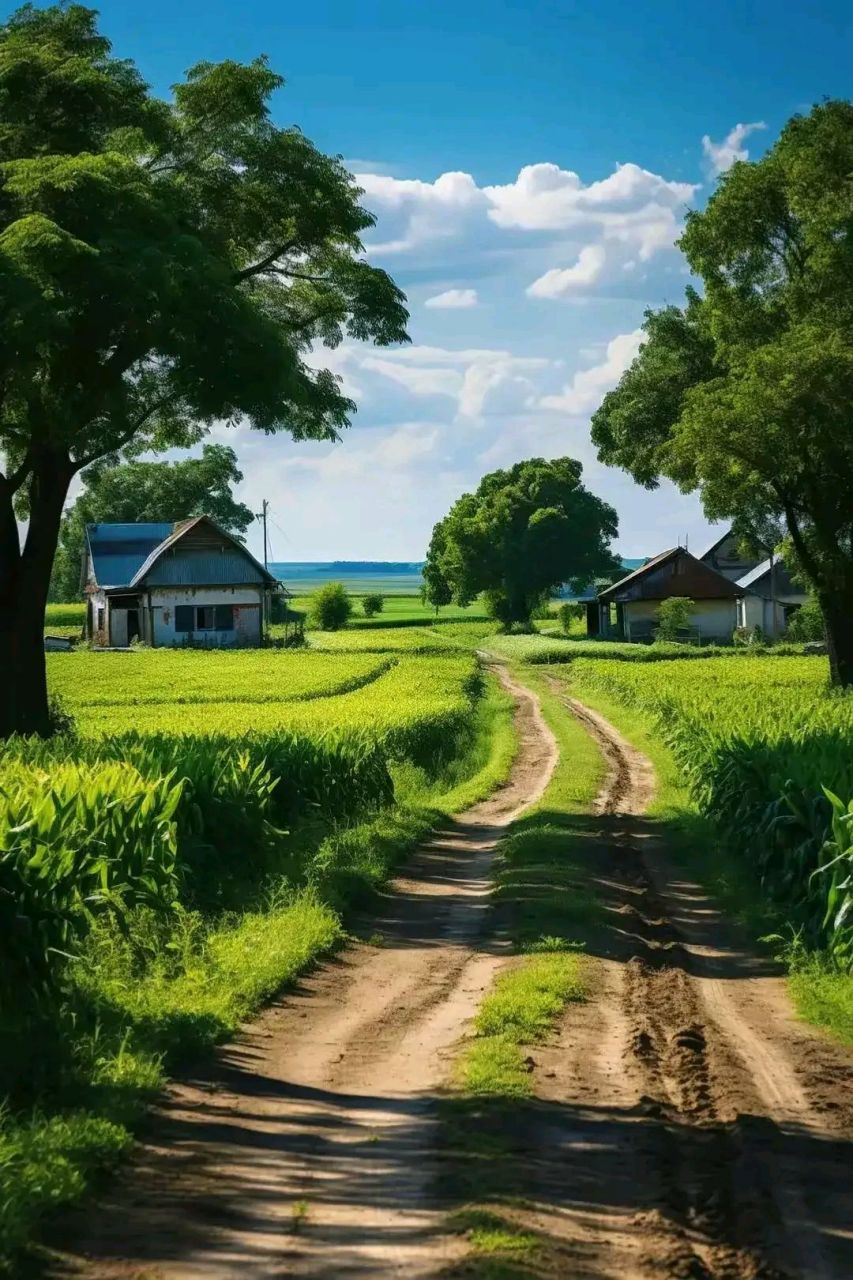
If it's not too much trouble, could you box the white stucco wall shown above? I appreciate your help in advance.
[737,596,787,636]
[147,586,264,648]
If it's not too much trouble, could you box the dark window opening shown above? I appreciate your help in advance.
[174,604,235,633]
[97,607,105,632]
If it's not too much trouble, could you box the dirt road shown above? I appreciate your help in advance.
[51,666,557,1279]
[51,671,853,1279]
[519,685,853,1279]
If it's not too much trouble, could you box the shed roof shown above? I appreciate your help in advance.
[86,522,174,589]
[737,558,772,589]
[598,547,744,603]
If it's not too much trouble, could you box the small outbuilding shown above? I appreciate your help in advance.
[84,516,280,648]
[698,527,808,639]
[734,559,807,636]
[592,547,744,642]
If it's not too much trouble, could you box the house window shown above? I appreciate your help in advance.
[97,607,105,632]
[174,604,234,632]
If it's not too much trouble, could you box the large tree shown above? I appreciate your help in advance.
[591,101,853,685]
[423,457,619,628]
[49,444,255,602]
[0,4,409,736]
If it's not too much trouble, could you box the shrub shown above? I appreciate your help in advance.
[310,582,352,631]
[558,602,582,634]
[362,593,384,618]
[655,596,693,641]
[787,598,825,642]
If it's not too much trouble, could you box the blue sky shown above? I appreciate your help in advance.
[49,2,853,559]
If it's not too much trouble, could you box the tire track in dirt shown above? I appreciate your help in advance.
[48,666,558,1280]
[537,683,853,1279]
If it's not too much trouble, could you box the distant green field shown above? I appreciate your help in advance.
[290,594,490,629]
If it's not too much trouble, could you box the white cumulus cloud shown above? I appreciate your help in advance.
[353,170,485,254]
[540,329,644,415]
[424,288,479,309]
[355,160,697,265]
[527,244,606,298]
[702,121,766,175]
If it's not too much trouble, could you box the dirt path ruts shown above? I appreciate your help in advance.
[532,683,853,1279]
[50,665,557,1280]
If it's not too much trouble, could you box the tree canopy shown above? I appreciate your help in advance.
[591,101,853,685]
[0,3,409,735]
[423,457,620,628]
[49,444,254,602]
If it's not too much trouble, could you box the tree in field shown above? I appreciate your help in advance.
[49,444,254,602]
[423,458,620,629]
[361,593,384,618]
[0,4,409,736]
[311,582,352,631]
[591,101,853,686]
[655,596,693,642]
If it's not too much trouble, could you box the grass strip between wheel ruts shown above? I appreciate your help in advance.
[456,666,604,1099]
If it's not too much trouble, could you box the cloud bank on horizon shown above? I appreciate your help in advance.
[226,124,768,564]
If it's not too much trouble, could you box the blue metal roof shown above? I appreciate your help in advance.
[87,523,174,588]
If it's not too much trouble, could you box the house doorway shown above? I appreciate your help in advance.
[127,609,140,645]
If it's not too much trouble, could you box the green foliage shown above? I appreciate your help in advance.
[423,458,619,628]
[568,656,853,957]
[591,102,853,684]
[311,581,352,631]
[0,760,181,1003]
[655,595,693,641]
[557,601,582,634]
[361,592,384,618]
[786,598,825,642]
[49,445,254,602]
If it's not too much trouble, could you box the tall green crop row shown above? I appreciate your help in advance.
[0,761,182,1003]
[568,657,853,959]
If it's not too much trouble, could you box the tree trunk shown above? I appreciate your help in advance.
[817,586,853,689]
[0,455,72,738]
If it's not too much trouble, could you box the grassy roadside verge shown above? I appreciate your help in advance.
[2,674,517,1276]
[550,665,853,1048]
[441,665,604,1275]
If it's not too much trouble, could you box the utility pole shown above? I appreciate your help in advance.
[256,499,270,644]
[256,499,269,571]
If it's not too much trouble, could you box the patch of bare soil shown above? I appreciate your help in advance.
[46,666,557,1279]
[515,683,853,1279]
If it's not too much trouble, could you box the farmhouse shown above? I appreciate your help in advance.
[83,516,279,648]
[591,547,743,642]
